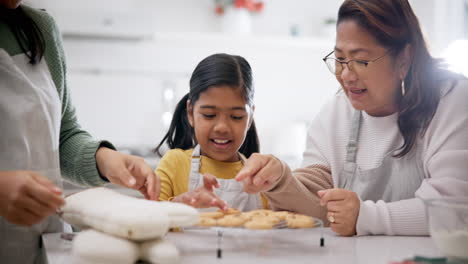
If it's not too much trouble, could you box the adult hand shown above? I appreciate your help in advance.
[318,188,360,236]
[0,171,65,226]
[172,173,228,211]
[96,147,160,201]
[235,153,283,193]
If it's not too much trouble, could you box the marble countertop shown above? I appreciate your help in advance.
[43,228,443,264]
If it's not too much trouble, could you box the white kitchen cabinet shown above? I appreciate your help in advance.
[24,0,158,40]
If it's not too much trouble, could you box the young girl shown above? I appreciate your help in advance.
[154,53,267,211]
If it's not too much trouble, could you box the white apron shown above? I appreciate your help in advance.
[188,145,263,211]
[0,49,66,264]
[338,110,426,202]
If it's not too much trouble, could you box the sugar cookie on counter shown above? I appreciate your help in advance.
[194,208,318,229]
[244,220,274,230]
[217,215,247,227]
[286,214,316,228]
[196,217,217,227]
[199,211,224,219]
[218,208,241,215]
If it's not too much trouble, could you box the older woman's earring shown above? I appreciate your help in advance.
[401,80,406,96]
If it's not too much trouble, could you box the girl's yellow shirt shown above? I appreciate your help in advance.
[155,148,268,209]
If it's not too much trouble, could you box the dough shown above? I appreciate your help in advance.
[153,201,199,227]
[73,229,139,264]
[62,187,199,241]
[140,238,180,264]
[73,229,181,264]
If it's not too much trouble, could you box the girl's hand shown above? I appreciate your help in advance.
[96,147,160,201]
[173,174,228,211]
[318,188,360,236]
[235,153,283,193]
[0,171,65,226]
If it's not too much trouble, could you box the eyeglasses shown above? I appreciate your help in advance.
[322,50,388,76]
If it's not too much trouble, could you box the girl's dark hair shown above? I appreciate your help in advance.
[155,53,260,158]
[0,5,45,64]
[338,0,453,157]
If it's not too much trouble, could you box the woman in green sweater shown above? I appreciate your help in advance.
[0,1,160,263]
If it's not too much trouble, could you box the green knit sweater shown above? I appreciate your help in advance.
[0,5,113,186]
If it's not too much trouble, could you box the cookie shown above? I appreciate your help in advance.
[250,209,273,215]
[236,213,253,221]
[250,215,280,225]
[199,211,224,219]
[271,211,291,220]
[286,214,311,220]
[244,220,274,230]
[218,208,241,215]
[197,210,316,229]
[241,209,271,219]
[286,215,316,228]
[217,215,246,227]
[238,212,254,221]
[196,217,217,227]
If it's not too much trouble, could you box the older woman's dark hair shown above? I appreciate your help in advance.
[337,0,457,157]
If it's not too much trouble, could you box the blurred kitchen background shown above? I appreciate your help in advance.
[23,0,468,191]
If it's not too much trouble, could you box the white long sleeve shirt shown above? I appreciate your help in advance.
[301,79,468,235]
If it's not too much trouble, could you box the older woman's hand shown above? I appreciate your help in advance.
[318,188,360,236]
[235,153,283,193]
[96,147,160,201]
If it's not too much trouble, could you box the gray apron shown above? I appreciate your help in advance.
[0,49,66,264]
[188,145,263,211]
[338,110,426,202]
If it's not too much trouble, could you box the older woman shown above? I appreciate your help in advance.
[236,0,468,236]
[0,1,159,263]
